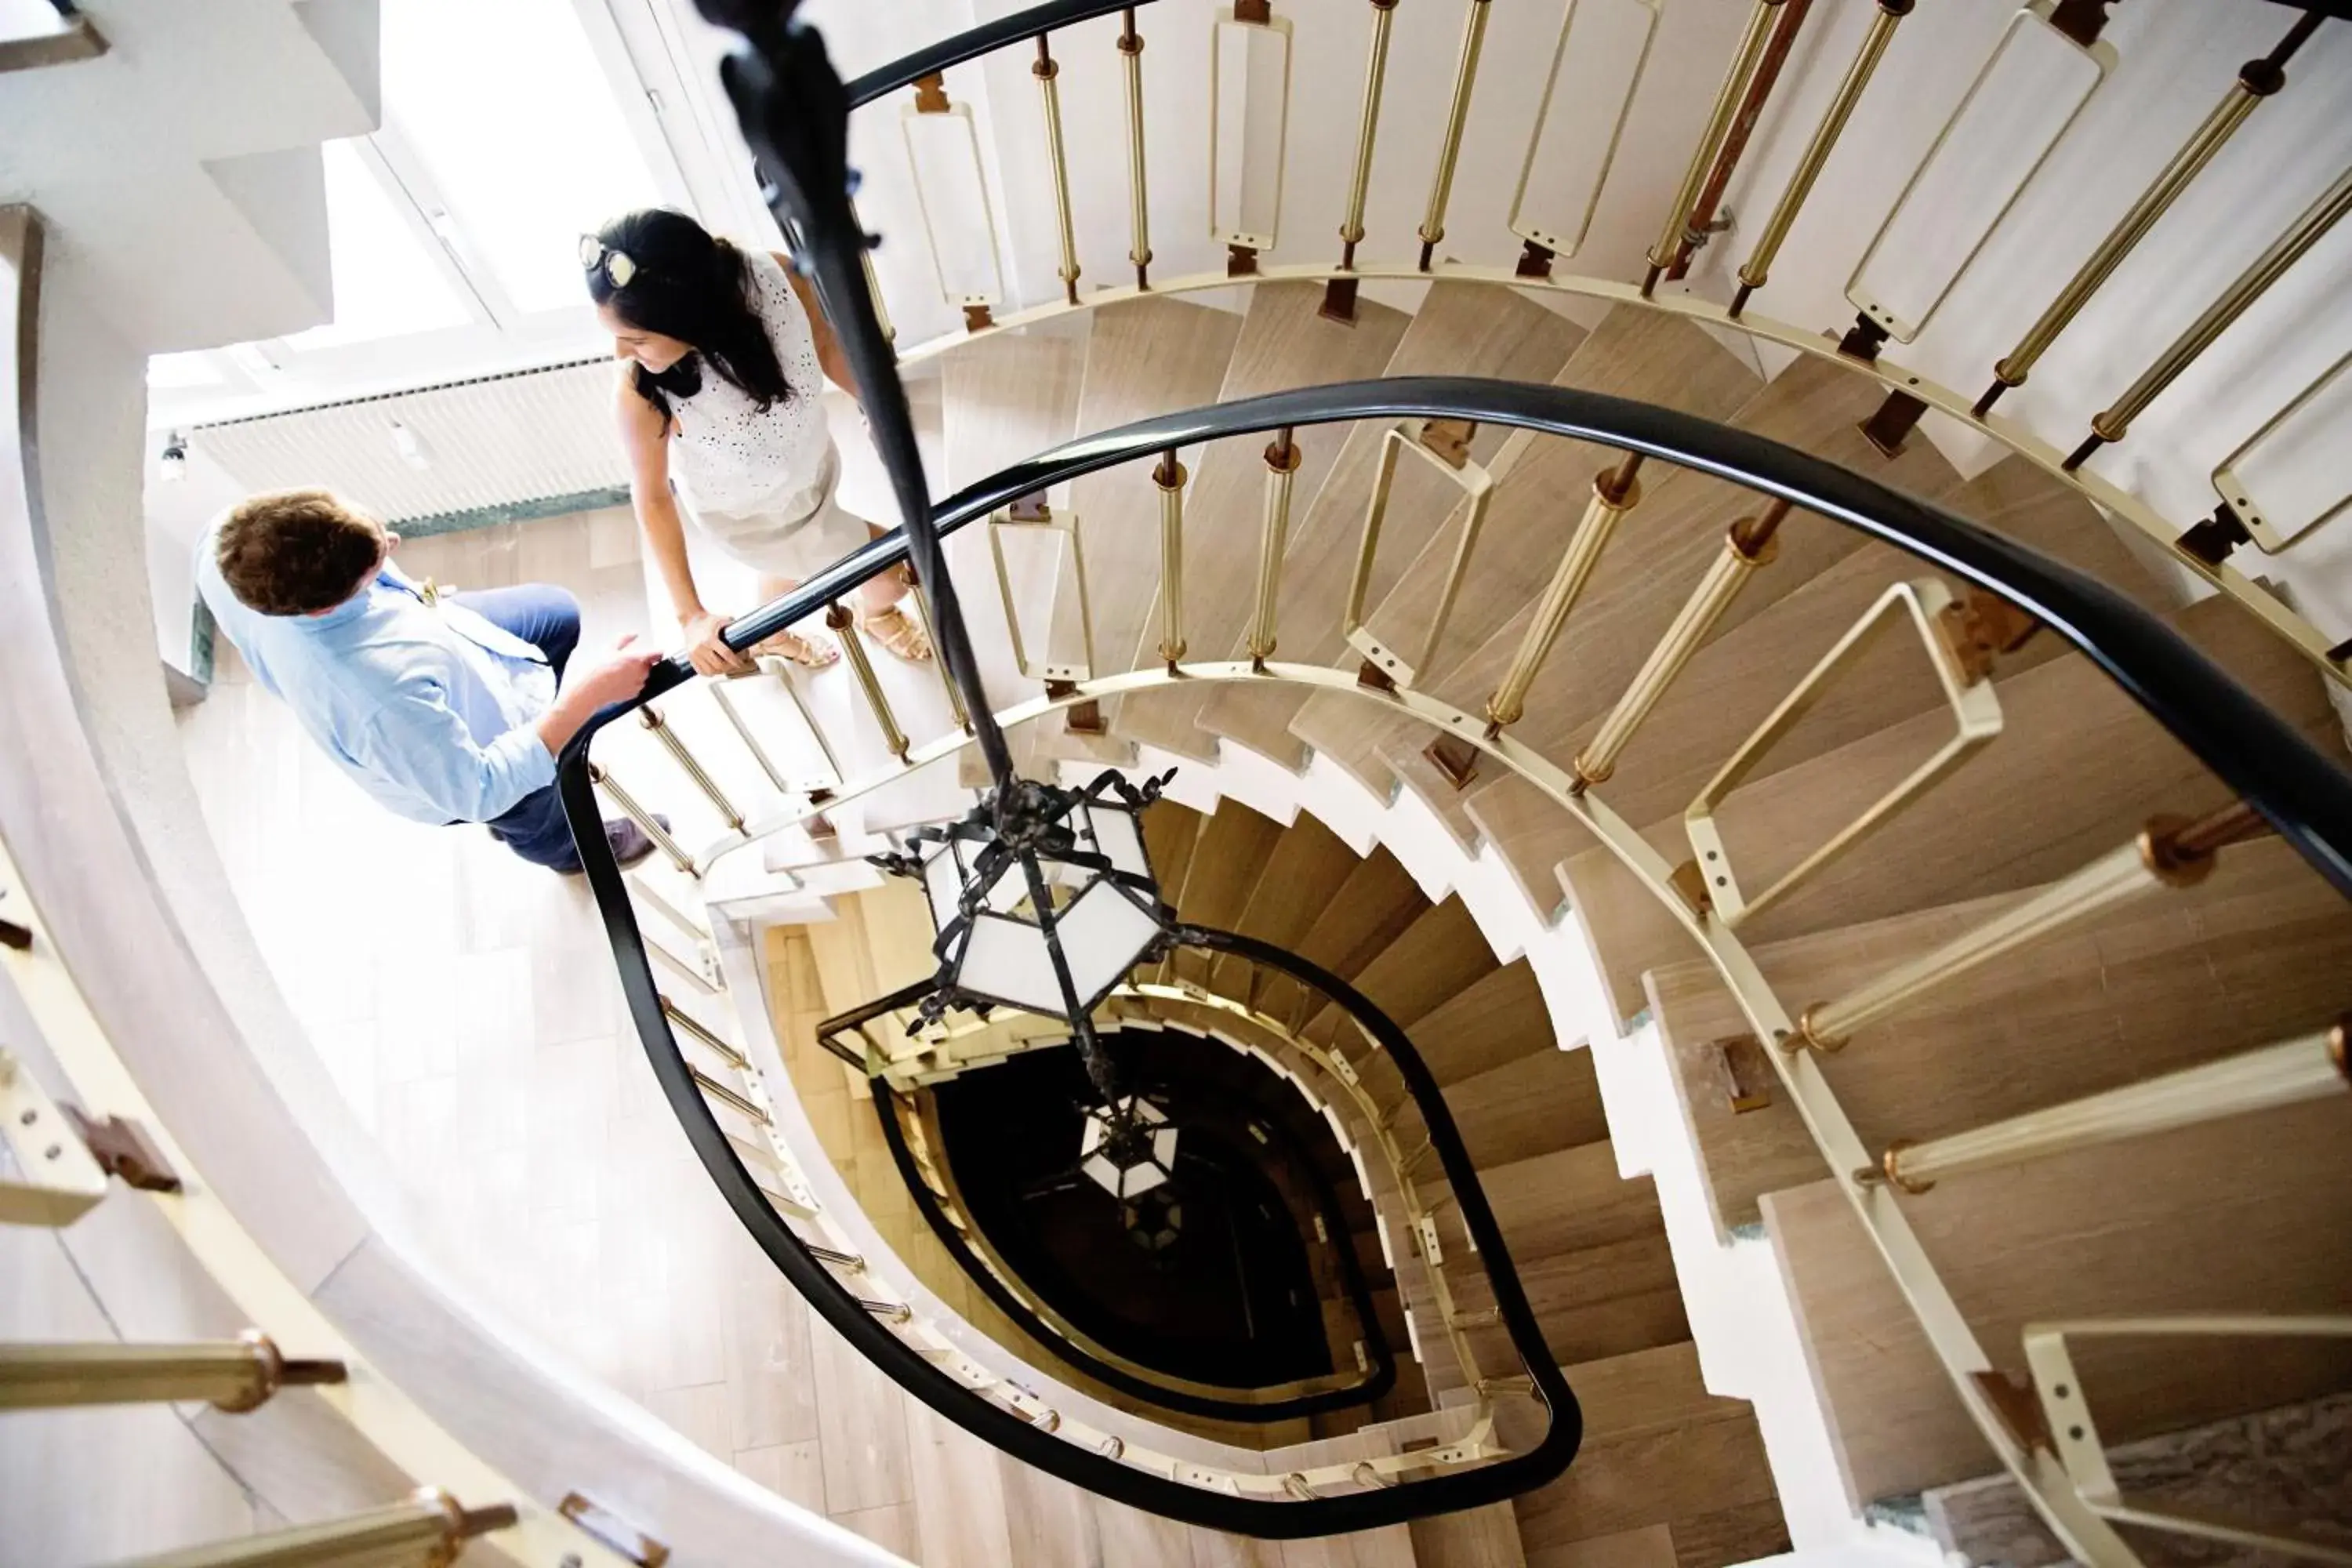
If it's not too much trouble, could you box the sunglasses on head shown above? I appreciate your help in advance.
[579,235,638,289]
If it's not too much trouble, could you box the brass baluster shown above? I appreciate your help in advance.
[1323,0,1399,321]
[826,602,912,761]
[1573,499,1787,790]
[1034,34,1081,307]
[2065,162,2352,470]
[114,1487,515,1568]
[641,703,743,832]
[1416,0,1493,271]
[904,562,971,733]
[1859,1019,2347,1193]
[709,674,791,795]
[662,993,748,1072]
[589,761,696,877]
[1118,9,1151,288]
[0,1332,343,1412]
[1155,451,1188,670]
[851,196,894,346]
[1486,454,1645,737]
[1249,429,1302,666]
[1788,801,2271,1053]
[690,1061,768,1124]
[1643,0,1786,296]
[1731,0,1912,317]
[1974,13,2324,417]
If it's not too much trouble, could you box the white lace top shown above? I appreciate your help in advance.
[665,249,831,517]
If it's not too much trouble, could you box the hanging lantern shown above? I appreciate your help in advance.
[880,769,1174,1024]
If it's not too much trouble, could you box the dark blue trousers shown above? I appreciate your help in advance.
[451,586,589,872]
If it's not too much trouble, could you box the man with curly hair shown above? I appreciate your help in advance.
[196,488,665,873]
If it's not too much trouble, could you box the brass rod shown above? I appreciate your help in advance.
[804,1241,866,1270]
[1249,430,1302,662]
[111,1487,514,1568]
[1034,34,1082,307]
[1875,1027,2347,1192]
[1646,0,1784,289]
[826,602,911,760]
[662,994,748,1071]
[858,1297,916,1324]
[1486,458,1643,731]
[589,762,696,877]
[1733,0,1911,313]
[0,1334,343,1413]
[641,705,744,831]
[1416,0,1493,267]
[851,197,895,346]
[904,568,971,732]
[1118,9,1152,285]
[1984,24,2311,405]
[709,678,790,794]
[1573,503,1784,788]
[1672,0,1810,282]
[1341,0,1399,250]
[2162,797,2272,861]
[690,1062,769,1125]
[1794,803,2269,1051]
[1155,452,1189,666]
[2081,163,2352,448]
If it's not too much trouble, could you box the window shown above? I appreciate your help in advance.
[285,140,473,348]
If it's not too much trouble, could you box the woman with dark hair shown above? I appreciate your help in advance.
[585,207,930,675]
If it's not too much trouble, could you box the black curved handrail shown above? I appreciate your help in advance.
[869,1000,1403,1422]
[677,377,2352,898]
[844,0,1162,107]
[564,378,2352,1535]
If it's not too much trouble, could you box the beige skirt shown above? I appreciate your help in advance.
[689,441,873,581]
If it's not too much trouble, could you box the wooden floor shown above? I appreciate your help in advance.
[172,503,1431,1566]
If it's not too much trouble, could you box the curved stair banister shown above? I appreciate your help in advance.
[699,376,2352,897]
[560,375,2352,1543]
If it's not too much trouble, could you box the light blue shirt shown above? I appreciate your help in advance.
[194,528,560,825]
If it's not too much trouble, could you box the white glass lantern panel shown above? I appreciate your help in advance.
[921,842,966,927]
[1055,880,1163,1006]
[1508,0,1661,259]
[1848,6,2112,343]
[1210,12,1292,249]
[902,103,1006,307]
[981,858,1035,916]
[381,0,663,315]
[2217,351,2352,553]
[1087,806,1151,881]
[959,913,1067,1014]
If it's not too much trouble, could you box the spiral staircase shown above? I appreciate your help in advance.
[5,2,2352,1566]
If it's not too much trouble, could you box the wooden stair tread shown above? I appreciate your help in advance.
[1404,963,1569,1089]
[1200,282,1590,777]
[1764,1087,2352,1507]
[1294,846,1432,983]
[1430,1044,1609,1170]
[1113,281,1412,764]
[1308,897,1497,1044]
[1473,452,2167,844]
[1377,352,1964,835]
[1167,800,1289,986]
[1436,1142,1665,1265]
[939,328,1085,786]
[1448,1231,1690,1370]
[1208,810,1367,1001]
[1650,834,2352,1235]
[1512,1343,1784,1568]
[1563,593,2342,1022]
[1287,307,1763,797]
[1043,297,1244,761]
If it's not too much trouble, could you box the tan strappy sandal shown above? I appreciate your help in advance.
[860,601,935,663]
[753,628,841,670]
